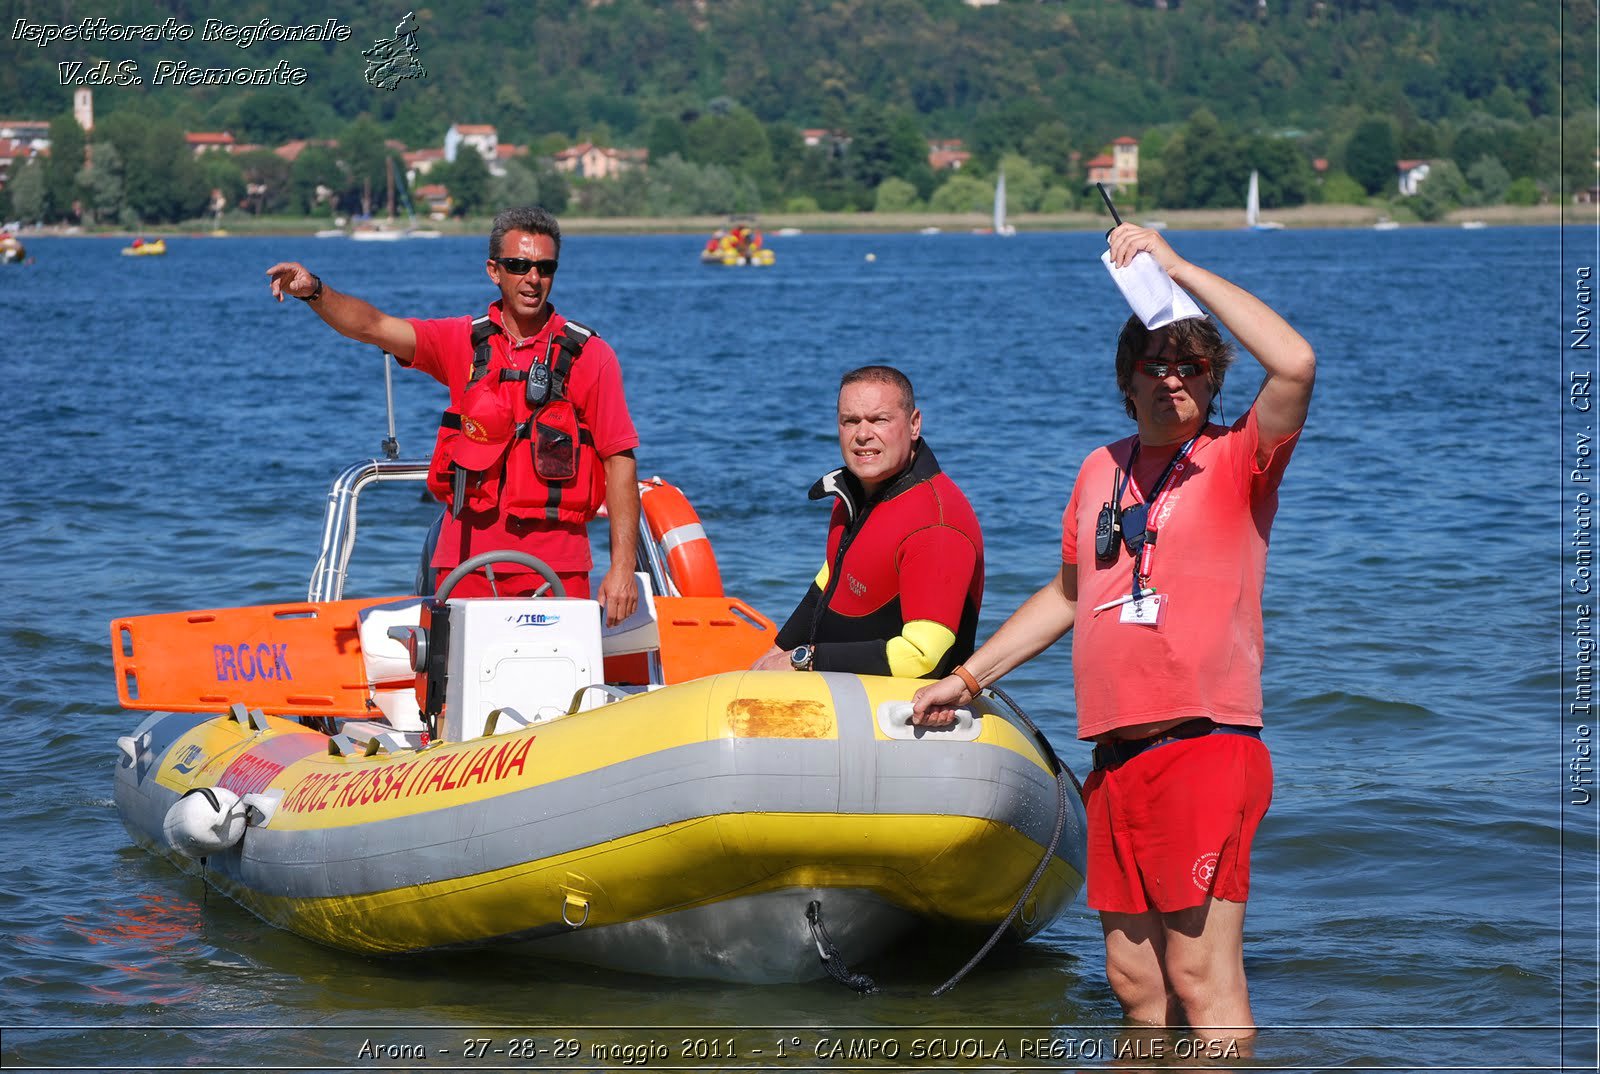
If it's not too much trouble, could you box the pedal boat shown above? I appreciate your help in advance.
[111,460,1086,983]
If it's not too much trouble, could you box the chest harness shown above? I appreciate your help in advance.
[428,314,604,523]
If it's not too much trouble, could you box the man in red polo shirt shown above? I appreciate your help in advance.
[266,206,638,625]
[912,224,1315,1044]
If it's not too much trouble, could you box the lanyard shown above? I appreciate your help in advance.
[1119,430,1203,595]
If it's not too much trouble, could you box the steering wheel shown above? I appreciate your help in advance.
[434,551,567,601]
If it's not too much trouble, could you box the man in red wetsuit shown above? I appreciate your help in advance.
[913,225,1316,1045]
[266,206,639,625]
[753,365,983,678]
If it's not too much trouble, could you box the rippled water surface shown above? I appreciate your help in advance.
[0,226,1590,1072]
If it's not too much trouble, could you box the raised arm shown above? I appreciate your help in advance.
[266,261,418,363]
[1106,224,1316,460]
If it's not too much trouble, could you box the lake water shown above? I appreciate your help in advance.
[0,225,1593,1072]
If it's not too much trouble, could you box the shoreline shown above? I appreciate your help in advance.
[17,202,1569,239]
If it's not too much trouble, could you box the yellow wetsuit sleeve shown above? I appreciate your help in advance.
[884,619,958,679]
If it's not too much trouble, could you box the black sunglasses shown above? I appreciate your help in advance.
[493,256,559,277]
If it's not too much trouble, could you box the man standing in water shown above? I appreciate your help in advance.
[913,224,1315,1041]
[266,206,639,625]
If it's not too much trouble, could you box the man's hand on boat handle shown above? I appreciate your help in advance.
[911,676,966,728]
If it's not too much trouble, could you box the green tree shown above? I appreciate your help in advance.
[1243,135,1313,207]
[1411,159,1468,221]
[78,142,124,225]
[684,106,774,191]
[1563,110,1599,199]
[1159,111,1242,209]
[1346,118,1399,195]
[873,177,921,212]
[644,155,758,215]
[1022,121,1075,180]
[1465,155,1510,205]
[443,148,492,217]
[1505,177,1541,205]
[646,116,688,163]
[1317,171,1368,205]
[234,149,292,215]
[998,154,1048,212]
[338,119,391,216]
[577,169,648,217]
[95,114,207,223]
[929,174,990,213]
[9,158,46,223]
[289,144,345,215]
[1038,186,1075,213]
[46,114,86,222]
[199,152,245,209]
[234,92,311,146]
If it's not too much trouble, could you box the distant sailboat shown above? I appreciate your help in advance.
[994,169,1016,237]
[1246,170,1283,231]
[352,159,441,241]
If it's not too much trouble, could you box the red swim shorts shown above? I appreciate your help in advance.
[1082,730,1272,914]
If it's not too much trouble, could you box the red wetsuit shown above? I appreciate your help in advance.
[775,442,983,678]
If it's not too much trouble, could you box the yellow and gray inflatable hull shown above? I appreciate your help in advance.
[115,671,1085,982]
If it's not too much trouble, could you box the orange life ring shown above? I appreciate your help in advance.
[639,478,723,597]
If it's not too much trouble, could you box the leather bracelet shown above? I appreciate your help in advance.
[952,664,981,698]
[297,275,324,302]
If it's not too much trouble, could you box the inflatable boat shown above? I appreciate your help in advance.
[110,460,1085,983]
[121,238,166,256]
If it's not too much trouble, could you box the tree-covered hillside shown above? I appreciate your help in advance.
[1,0,1588,224]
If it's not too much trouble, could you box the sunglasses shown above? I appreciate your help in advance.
[1136,358,1210,379]
[493,256,559,277]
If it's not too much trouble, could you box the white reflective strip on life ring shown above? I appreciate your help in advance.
[660,522,707,554]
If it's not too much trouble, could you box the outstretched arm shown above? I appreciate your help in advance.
[1106,224,1316,461]
[266,261,418,363]
[911,564,1078,727]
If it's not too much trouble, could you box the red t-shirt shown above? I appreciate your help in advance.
[1062,408,1298,739]
[404,303,638,573]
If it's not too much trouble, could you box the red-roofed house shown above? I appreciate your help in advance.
[1397,159,1431,196]
[0,136,44,189]
[273,139,337,163]
[446,123,498,164]
[404,147,445,180]
[186,131,235,155]
[1085,154,1117,186]
[553,143,648,180]
[1110,136,1139,186]
[1085,137,1140,191]
[928,138,971,171]
[415,183,452,218]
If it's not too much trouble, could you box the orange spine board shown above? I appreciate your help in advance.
[110,595,406,717]
[652,596,776,684]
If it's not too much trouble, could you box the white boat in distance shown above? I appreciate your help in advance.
[1246,171,1283,231]
[994,169,1016,237]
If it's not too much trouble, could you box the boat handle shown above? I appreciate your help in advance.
[562,895,590,928]
[567,683,631,714]
[875,701,979,741]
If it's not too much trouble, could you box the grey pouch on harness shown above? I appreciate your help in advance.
[531,400,579,481]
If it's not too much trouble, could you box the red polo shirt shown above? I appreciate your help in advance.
[404,302,638,573]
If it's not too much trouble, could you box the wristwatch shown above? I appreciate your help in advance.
[789,644,814,671]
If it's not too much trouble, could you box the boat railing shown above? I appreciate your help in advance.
[308,458,677,605]
[308,458,431,602]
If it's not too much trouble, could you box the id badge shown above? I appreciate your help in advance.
[1120,592,1167,627]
